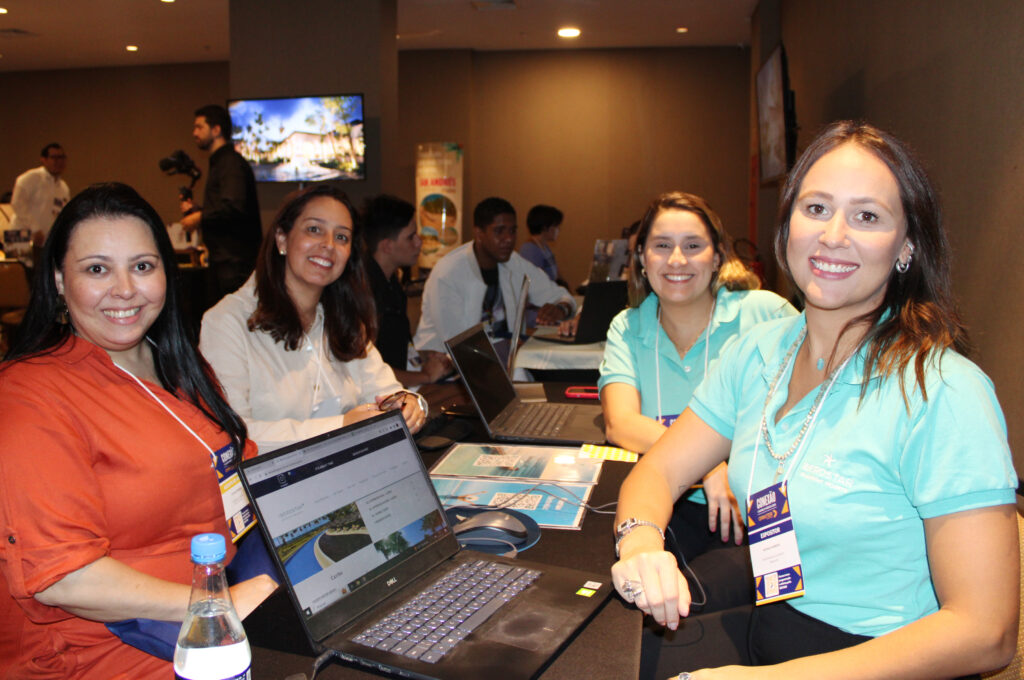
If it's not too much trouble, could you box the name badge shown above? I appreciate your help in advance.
[213,443,256,543]
[747,481,804,605]
[659,414,679,427]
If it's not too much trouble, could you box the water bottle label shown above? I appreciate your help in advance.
[173,641,250,680]
[174,665,249,680]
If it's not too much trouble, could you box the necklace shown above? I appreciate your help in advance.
[655,297,715,423]
[758,327,852,481]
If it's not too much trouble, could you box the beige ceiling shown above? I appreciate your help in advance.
[0,0,757,73]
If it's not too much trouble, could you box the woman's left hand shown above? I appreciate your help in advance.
[701,463,744,545]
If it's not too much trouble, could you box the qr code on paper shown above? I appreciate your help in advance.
[491,492,541,511]
[474,453,520,469]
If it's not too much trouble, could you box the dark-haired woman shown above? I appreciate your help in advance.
[611,123,1018,678]
[0,183,275,679]
[600,193,794,567]
[200,184,425,454]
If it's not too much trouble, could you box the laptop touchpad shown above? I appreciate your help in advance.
[484,603,572,651]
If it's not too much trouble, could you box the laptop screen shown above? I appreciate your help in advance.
[241,412,453,625]
[446,325,518,422]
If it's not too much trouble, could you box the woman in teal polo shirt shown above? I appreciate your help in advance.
[611,122,1018,678]
[599,192,795,564]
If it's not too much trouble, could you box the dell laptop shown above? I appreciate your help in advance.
[238,411,611,680]
[445,324,606,445]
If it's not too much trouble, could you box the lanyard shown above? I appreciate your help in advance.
[654,298,715,423]
[745,329,852,500]
[114,363,217,468]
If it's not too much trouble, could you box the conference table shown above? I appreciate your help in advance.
[511,334,605,382]
[248,382,643,679]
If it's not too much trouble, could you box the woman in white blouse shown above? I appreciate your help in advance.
[201,185,425,453]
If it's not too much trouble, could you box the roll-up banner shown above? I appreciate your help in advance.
[415,142,463,270]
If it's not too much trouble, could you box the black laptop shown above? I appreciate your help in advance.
[238,411,611,680]
[445,324,606,445]
[531,280,627,345]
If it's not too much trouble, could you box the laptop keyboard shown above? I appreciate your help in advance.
[352,559,542,664]
[501,402,573,436]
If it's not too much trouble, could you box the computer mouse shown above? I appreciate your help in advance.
[453,511,529,542]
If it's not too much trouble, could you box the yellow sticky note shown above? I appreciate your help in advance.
[579,444,639,463]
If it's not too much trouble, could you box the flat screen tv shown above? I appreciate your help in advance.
[228,94,365,182]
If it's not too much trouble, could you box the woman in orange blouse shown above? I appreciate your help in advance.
[0,183,275,679]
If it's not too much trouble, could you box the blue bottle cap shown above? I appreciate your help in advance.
[190,533,227,564]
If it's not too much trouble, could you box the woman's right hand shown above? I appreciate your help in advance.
[230,574,279,620]
[611,533,691,630]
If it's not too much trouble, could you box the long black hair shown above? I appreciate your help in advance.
[774,120,969,403]
[3,182,248,452]
[248,184,376,360]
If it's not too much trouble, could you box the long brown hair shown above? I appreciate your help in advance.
[627,191,759,307]
[248,184,377,361]
[775,120,969,403]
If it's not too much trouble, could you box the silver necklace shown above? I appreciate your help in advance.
[759,327,852,480]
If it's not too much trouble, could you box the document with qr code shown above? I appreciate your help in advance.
[430,477,593,529]
[430,443,603,484]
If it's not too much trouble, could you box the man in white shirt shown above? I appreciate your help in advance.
[11,143,70,245]
[413,196,575,354]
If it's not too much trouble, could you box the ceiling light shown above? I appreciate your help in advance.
[126,45,139,52]
[557,27,581,39]
[161,0,175,3]
[0,7,8,13]
[676,27,689,34]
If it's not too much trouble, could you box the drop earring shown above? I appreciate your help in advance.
[56,294,70,325]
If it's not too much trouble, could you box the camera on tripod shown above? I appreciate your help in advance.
[159,150,203,250]
[158,150,202,206]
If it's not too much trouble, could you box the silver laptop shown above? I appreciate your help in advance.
[445,324,606,445]
[238,411,610,680]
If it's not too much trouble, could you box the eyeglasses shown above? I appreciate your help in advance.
[378,390,410,411]
[378,390,429,417]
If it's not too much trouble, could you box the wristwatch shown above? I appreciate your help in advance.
[614,518,664,557]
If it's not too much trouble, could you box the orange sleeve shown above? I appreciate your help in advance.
[0,369,109,622]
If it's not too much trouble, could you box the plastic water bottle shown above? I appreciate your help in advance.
[173,533,252,680]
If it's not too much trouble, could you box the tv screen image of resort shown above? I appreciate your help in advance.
[228,94,366,182]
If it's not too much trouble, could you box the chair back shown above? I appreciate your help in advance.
[0,260,31,310]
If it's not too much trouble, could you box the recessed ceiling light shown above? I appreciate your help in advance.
[557,27,581,39]
[0,7,8,13]
[161,0,175,3]
[676,27,689,34]
[126,45,139,52]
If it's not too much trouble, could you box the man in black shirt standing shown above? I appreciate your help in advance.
[181,104,262,301]
[363,195,451,386]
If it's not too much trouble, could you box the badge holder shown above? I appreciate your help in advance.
[747,481,804,605]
